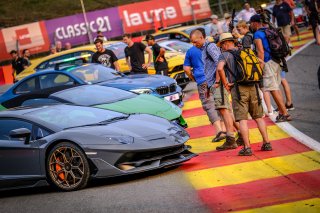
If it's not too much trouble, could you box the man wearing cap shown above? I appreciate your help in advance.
[145,34,168,76]
[216,32,271,156]
[210,14,223,42]
[236,2,256,22]
[250,14,292,122]
[92,38,120,71]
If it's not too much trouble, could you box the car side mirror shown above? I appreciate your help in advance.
[9,128,31,144]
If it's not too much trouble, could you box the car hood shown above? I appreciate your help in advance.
[59,114,188,148]
[94,94,181,120]
[98,74,176,90]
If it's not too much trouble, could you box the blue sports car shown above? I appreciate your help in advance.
[0,64,183,107]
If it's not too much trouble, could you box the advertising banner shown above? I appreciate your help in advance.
[0,21,50,61]
[45,7,123,47]
[118,0,211,33]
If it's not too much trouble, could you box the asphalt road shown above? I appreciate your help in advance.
[285,43,320,142]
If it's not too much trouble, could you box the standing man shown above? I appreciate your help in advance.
[236,2,256,22]
[145,34,169,76]
[272,0,294,45]
[216,33,271,156]
[304,0,320,42]
[210,14,223,42]
[55,41,63,52]
[190,28,241,149]
[94,30,107,41]
[183,30,226,143]
[92,38,119,71]
[250,14,292,122]
[21,49,31,69]
[122,34,152,74]
[9,50,24,82]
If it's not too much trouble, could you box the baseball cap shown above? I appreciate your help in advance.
[210,14,218,20]
[224,13,231,19]
[144,34,155,41]
[249,14,261,23]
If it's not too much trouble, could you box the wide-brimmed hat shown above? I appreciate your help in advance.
[217,33,236,47]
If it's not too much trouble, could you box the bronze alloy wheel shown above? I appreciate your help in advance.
[47,142,90,191]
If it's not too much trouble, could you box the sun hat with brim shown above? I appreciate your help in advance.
[217,33,237,47]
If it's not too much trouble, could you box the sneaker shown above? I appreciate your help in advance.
[216,136,237,151]
[276,114,292,123]
[212,131,226,142]
[238,147,253,156]
[285,103,295,111]
[261,142,272,151]
[236,133,244,146]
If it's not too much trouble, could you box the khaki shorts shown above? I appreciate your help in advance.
[280,25,292,37]
[263,60,281,91]
[231,85,264,121]
[210,85,231,110]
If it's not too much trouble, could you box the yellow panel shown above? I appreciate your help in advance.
[235,198,320,213]
[185,151,320,190]
[186,125,290,154]
[185,115,211,128]
[183,100,202,111]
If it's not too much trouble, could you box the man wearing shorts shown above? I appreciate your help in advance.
[217,33,271,156]
[250,14,292,122]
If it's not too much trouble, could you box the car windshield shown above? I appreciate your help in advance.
[105,42,127,59]
[68,64,122,84]
[182,25,211,37]
[52,85,136,106]
[26,105,126,129]
[161,41,193,53]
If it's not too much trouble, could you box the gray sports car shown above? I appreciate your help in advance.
[0,105,196,191]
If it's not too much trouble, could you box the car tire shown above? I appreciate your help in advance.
[46,142,90,191]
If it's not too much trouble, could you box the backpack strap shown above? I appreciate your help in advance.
[205,42,215,62]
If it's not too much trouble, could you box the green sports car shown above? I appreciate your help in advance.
[0,85,187,128]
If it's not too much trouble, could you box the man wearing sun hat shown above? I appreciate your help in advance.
[216,32,271,156]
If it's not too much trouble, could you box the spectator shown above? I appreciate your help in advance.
[92,38,119,71]
[50,45,56,55]
[216,32,271,156]
[95,30,107,42]
[183,30,226,143]
[55,41,63,52]
[236,20,254,49]
[272,0,295,45]
[221,13,232,33]
[304,0,320,42]
[190,29,241,149]
[122,34,152,74]
[144,34,168,76]
[64,42,72,50]
[284,0,301,41]
[21,49,31,68]
[9,50,24,81]
[250,14,292,122]
[236,2,256,22]
[210,14,223,42]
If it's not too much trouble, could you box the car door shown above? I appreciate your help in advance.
[0,118,41,188]
[39,73,77,90]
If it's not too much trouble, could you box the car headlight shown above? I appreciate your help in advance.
[130,88,153,94]
[105,136,134,145]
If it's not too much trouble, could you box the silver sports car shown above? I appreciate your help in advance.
[0,105,196,191]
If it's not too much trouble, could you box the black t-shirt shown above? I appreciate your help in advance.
[91,49,118,69]
[152,43,168,71]
[124,42,147,73]
[242,33,253,49]
[273,2,292,26]
[11,57,25,75]
[305,0,320,16]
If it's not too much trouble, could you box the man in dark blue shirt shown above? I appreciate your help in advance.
[272,0,294,44]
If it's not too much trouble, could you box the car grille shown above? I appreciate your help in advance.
[156,83,176,95]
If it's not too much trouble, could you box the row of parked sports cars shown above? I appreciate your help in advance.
[0,25,206,191]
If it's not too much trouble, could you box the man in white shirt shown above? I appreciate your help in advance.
[236,2,256,22]
[210,14,222,41]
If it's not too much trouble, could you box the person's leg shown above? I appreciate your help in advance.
[255,118,269,143]
[281,77,294,109]
[293,24,300,40]
[239,120,250,148]
[263,91,273,115]
[219,108,234,136]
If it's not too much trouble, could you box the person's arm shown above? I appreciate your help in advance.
[183,65,195,81]
[124,48,132,71]
[216,61,231,91]
[156,47,166,62]
[142,46,152,69]
[113,61,120,71]
[110,50,120,71]
[254,38,265,69]
[22,58,29,69]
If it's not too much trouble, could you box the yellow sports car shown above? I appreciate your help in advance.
[16,41,190,88]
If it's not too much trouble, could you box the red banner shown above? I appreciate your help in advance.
[118,0,211,33]
[0,21,50,61]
